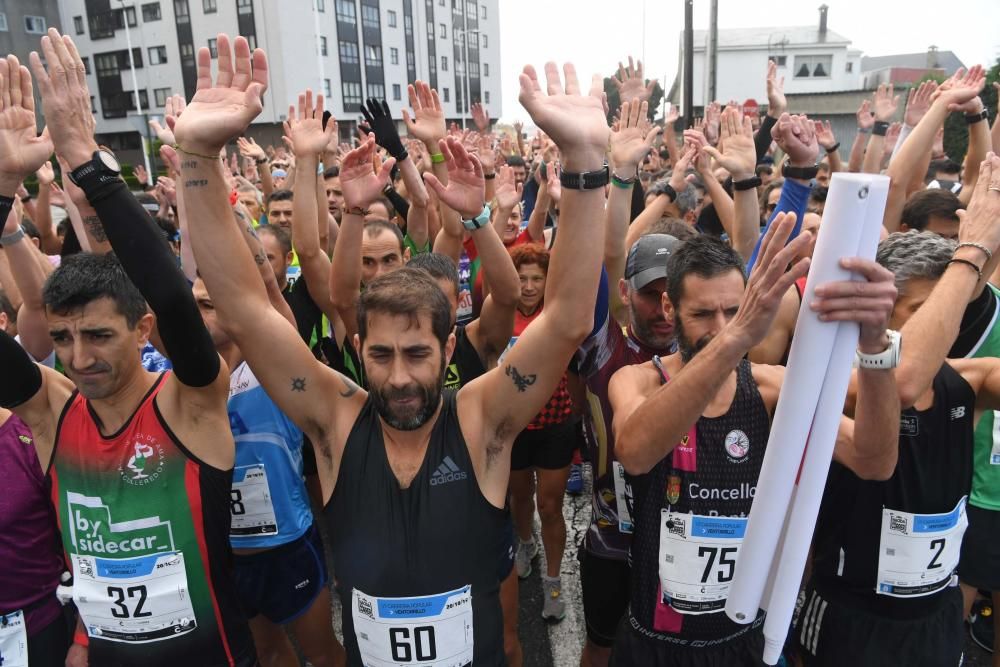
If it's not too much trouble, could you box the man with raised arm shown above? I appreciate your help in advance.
[177,34,609,665]
[0,31,255,666]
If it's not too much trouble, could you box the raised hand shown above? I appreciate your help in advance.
[476,132,497,174]
[518,62,609,170]
[904,80,937,127]
[283,89,334,157]
[513,120,524,137]
[156,174,178,208]
[339,136,395,211]
[882,122,902,158]
[28,30,94,169]
[703,101,722,146]
[813,120,837,151]
[471,101,490,132]
[856,99,874,130]
[702,106,756,179]
[0,55,54,194]
[171,33,268,156]
[546,162,562,204]
[149,117,176,146]
[665,104,680,128]
[873,83,900,122]
[934,65,986,113]
[609,100,661,175]
[613,56,657,105]
[494,164,522,210]
[772,113,819,167]
[958,152,1000,252]
[402,81,446,149]
[237,136,267,162]
[422,136,486,219]
[134,163,149,186]
[36,159,55,186]
[361,97,407,159]
[766,60,787,117]
[668,144,697,193]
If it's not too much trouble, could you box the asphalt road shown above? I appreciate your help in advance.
[314,464,992,666]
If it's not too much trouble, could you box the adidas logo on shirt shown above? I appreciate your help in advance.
[430,456,468,486]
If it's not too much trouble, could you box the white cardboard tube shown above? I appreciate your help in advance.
[725,173,885,625]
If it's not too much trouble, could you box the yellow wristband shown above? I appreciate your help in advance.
[431,153,446,164]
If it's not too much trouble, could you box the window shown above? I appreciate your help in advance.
[442,87,449,102]
[365,45,382,67]
[246,35,257,50]
[320,36,328,56]
[361,4,379,29]
[237,0,252,15]
[91,96,97,113]
[154,87,171,106]
[439,23,446,38]
[339,41,359,64]
[387,9,396,27]
[336,0,356,23]
[482,34,487,48]
[149,46,167,64]
[126,89,150,109]
[367,83,385,99]
[81,57,91,74]
[342,81,362,106]
[0,13,8,32]
[480,4,486,18]
[207,38,218,58]
[465,0,475,18]
[390,47,399,65]
[316,0,325,10]
[846,61,854,73]
[74,16,85,34]
[324,79,331,98]
[768,55,787,67]
[142,3,162,21]
[441,55,448,71]
[484,62,489,76]
[174,0,190,23]
[94,53,120,78]
[406,50,414,67]
[112,6,138,28]
[203,0,217,12]
[392,83,401,100]
[485,91,490,104]
[24,16,47,34]
[469,61,479,77]
[794,55,832,78]
[404,13,412,35]
[179,43,195,64]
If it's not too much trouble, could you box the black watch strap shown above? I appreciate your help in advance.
[966,108,989,124]
[872,121,890,137]
[559,164,610,191]
[662,183,678,202]
[732,176,762,191]
[781,163,819,181]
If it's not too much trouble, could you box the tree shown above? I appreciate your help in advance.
[942,59,999,162]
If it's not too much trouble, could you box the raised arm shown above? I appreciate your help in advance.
[32,161,62,254]
[959,96,990,207]
[1,201,53,362]
[815,121,843,173]
[861,84,899,174]
[702,106,759,260]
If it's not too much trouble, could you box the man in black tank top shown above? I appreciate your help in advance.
[180,62,611,666]
[607,228,901,666]
[795,186,1000,666]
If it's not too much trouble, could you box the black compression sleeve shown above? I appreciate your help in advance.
[755,115,778,164]
[80,177,220,387]
[0,328,42,409]
[384,186,410,222]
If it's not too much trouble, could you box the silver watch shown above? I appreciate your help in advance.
[856,329,901,370]
[0,225,24,247]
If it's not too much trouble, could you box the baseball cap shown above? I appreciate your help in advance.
[625,234,681,289]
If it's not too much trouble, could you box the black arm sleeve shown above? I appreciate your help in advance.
[755,115,779,164]
[80,177,220,387]
[384,186,410,223]
[0,328,43,409]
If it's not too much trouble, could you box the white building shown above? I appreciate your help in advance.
[57,0,501,155]
[671,5,862,111]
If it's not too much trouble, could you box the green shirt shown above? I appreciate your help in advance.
[966,283,1000,510]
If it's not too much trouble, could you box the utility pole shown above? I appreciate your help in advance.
[683,0,694,128]
[708,0,718,103]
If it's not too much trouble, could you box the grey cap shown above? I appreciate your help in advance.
[625,233,681,289]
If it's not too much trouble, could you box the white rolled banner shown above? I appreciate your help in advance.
[725,173,889,626]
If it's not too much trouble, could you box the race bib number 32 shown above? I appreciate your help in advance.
[352,586,473,667]
[658,511,746,615]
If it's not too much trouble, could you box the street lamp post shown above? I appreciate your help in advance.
[118,1,153,184]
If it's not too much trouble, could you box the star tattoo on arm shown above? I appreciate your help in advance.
[291,377,307,392]
[505,364,536,392]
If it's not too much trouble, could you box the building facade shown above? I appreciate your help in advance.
[57,0,501,157]
[0,0,64,117]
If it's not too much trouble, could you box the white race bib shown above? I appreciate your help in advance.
[73,551,197,643]
[876,497,967,598]
[658,511,746,614]
[352,586,474,667]
[991,412,1000,465]
[230,464,278,537]
[0,610,28,667]
[612,462,633,534]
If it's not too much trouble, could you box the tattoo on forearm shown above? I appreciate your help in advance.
[82,215,108,242]
[505,365,536,392]
[254,251,266,266]
[181,160,199,170]
[291,377,307,392]
[339,376,361,398]
[183,179,209,188]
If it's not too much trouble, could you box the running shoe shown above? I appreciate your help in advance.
[970,598,995,654]
[515,539,537,579]
[541,576,566,622]
[566,463,584,495]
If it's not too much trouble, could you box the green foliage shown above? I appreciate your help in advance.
[941,59,999,163]
[603,76,664,125]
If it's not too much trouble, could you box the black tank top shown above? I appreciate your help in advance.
[629,358,771,641]
[811,364,974,617]
[444,325,487,390]
[326,392,505,665]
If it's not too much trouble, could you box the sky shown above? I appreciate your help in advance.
[496,0,1000,123]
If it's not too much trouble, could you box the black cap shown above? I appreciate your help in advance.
[625,234,681,289]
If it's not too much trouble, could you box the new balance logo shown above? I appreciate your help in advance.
[951,406,966,420]
[430,456,468,486]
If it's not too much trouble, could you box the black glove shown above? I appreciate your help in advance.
[360,98,408,161]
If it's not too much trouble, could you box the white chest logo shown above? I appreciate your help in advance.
[724,430,750,463]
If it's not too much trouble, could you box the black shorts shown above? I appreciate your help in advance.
[579,547,630,648]
[233,522,328,624]
[497,512,515,582]
[25,611,70,667]
[610,614,766,667]
[794,582,964,667]
[510,418,579,471]
[960,503,1000,590]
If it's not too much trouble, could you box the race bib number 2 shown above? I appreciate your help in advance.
[352,586,473,667]
[876,497,967,597]
[658,511,746,614]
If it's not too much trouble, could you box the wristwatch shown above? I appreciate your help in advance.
[856,329,901,370]
[965,108,989,125]
[781,162,819,181]
[69,149,122,187]
[0,225,24,247]
[462,204,491,231]
[559,164,610,191]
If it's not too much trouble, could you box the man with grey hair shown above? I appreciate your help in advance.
[794,158,1000,666]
